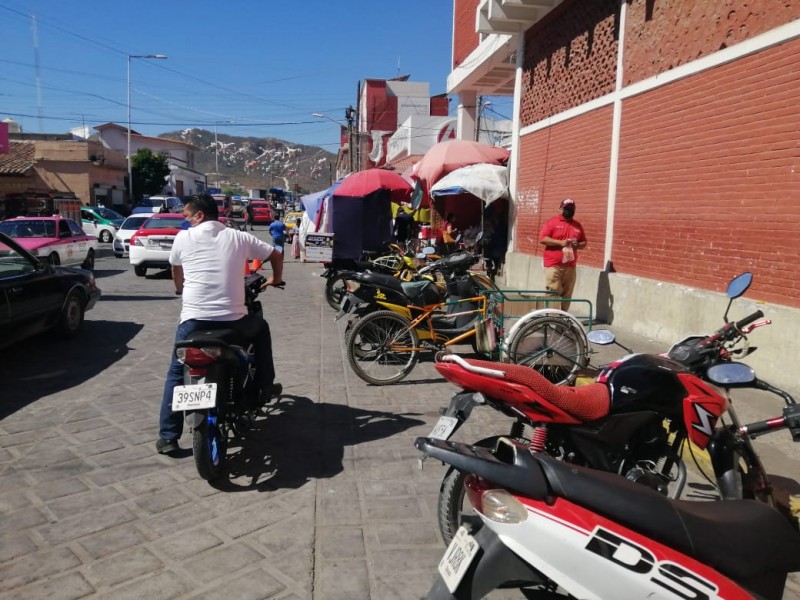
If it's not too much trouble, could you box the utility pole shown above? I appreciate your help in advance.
[475,96,483,142]
[345,106,356,173]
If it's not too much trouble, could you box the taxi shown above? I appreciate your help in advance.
[283,211,303,239]
[0,216,97,270]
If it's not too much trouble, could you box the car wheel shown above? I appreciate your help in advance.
[48,252,60,266]
[134,265,147,277]
[55,291,85,338]
[99,230,113,244]
[82,249,95,270]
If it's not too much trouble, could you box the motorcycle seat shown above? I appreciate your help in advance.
[534,452,800,586]
[359,271,405,292]
[435,356,610,422]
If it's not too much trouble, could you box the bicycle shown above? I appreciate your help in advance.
[344,285,592,386]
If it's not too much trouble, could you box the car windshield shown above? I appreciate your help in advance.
[120,216,149,230]
[142,217,185,229]
[94,207,123,220]
[0,220,57,238]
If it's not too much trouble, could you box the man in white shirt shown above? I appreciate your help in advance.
[157,194,284,454]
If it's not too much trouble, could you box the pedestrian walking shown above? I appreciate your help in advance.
[245,201,255,230]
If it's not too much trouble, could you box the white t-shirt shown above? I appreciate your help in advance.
[170,221,273,323]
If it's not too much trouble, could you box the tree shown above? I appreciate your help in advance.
[131,148,170,201]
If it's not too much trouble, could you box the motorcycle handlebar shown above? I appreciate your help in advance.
[735,310,764,331]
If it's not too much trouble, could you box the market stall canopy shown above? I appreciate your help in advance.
[411,140,510,193]
[430,163,509,205]
[334,168,412,204]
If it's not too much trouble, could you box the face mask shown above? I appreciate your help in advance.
[562,206,575,219]
[186,212,202,227]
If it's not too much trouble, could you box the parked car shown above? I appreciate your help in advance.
[0,232,101,348]
[80,206,124,243]
[132,196,183,215]
[128,214,243,276]
[0,216,97,270]
[112,213,155,258]
[248,200,273,224]
[211,194,232,217]
[231,198,247,218]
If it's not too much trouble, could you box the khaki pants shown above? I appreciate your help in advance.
[545,265,577,311]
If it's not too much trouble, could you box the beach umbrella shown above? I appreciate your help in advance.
[411,140,509,192]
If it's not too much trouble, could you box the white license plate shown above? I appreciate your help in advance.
[429,416,459,440]
[172,383,217,411]
[438,526,480,593]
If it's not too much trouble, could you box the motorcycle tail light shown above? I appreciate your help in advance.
[176,347,222,367]
[464,475,527,524]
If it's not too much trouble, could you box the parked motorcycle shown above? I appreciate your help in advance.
[426,272,775,544]
[322,243,422,310]
[170,272,282,480]
[416,421,800,599]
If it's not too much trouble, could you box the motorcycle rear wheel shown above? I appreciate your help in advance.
[438,436,503,545]
[325,273,349,310]
[346,310,419,385]
[506,316,588,386]
[193,420,226,481]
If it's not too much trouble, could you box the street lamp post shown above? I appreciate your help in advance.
[127,54,167,203]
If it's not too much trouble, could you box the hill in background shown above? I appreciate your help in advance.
[159,129,337,194]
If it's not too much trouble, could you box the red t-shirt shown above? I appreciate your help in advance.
[539,215,587,268]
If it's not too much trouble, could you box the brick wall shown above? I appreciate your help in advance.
[615,37,800,306]
[520,0,619,125]
[453,0,480,69]
[625,0,800,85]
[515,106,612,271]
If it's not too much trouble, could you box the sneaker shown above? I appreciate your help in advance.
[156,438,179,454]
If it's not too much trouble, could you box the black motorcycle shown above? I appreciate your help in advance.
[171,273,280,480]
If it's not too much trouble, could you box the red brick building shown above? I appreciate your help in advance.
[450,0,800,387]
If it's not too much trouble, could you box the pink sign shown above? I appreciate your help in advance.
[0,122,8,154]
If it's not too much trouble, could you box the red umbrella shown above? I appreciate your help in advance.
[333,168,412,204]
[412,140,510,193]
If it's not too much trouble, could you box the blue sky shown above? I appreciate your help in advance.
[0,1,475,151]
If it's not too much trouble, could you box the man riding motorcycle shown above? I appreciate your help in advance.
[156,194,284,455]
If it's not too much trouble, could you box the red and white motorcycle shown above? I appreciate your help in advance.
[417,360,800,599]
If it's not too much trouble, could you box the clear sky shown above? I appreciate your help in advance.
[0,0,469,151]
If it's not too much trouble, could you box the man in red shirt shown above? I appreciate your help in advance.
[539,198,587,311]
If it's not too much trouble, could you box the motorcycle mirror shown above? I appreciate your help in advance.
[723,272,753,323]
[726,272,753,300]
[586,330,616,345]
[706,363,757,387]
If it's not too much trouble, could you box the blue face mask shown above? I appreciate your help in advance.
[185,211,202,227]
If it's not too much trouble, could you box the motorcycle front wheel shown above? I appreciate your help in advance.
[193,418,226,481]
[346,310,419,385]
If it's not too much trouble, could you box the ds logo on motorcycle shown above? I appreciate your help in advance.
[585,528,718,600]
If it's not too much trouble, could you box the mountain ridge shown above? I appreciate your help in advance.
[159,128,337,194]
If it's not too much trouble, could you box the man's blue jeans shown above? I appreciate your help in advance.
[158,316,274,442]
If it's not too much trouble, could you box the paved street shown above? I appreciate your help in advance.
[1,234,798,599]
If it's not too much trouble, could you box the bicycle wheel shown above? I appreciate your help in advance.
[506,316,588,385]
[346,310,419,385]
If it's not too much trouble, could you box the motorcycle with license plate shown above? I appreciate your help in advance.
[169,272,283,481]
[424,272,784,544]
[416,416,800,600]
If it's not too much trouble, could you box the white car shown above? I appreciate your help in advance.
[128,214,185,277]
[113,213,155,258]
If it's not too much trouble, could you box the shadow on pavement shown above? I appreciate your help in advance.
[92,269,127,279]
[100,294,177,302]
[211,394,425,492]
[0,319,143,419]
